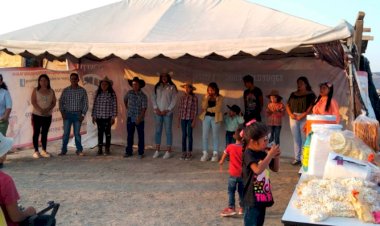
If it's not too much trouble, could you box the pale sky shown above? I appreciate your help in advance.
[0,0,378,71]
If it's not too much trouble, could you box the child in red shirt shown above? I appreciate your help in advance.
[219,126,244,217]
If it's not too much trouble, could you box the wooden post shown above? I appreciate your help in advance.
[353,11,365,66]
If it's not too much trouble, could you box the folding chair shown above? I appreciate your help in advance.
[26,201,60,226]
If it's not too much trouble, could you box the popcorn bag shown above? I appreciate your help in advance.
[323,152,371,180]
[353,113,379,153]
[329,130,377,163]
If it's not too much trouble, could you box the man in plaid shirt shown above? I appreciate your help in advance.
[124,77,147,158]
[59,73,88,156]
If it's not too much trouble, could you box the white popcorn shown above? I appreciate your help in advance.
[294,177,380,223]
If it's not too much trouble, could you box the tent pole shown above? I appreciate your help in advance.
[348,60,355,129]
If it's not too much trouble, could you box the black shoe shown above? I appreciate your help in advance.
[105,148,110,155]
[123,153,133,158]
[58,152,66,156]
[138,154,144,159]
[291,160,301,166]
[0,163,3,168]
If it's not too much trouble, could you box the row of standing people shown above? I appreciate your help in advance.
[24,72,263,161]
[0,73,339,165]
[123,73,265,161]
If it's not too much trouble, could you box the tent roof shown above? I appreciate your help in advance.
[0,0,353,59]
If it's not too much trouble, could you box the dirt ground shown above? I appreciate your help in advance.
[3,142,300,226]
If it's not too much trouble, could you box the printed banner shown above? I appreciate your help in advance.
[0,68,85,148]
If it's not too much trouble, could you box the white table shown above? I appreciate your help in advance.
[281,175,378,226]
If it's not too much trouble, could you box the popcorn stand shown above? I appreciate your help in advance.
[282,115,380,225]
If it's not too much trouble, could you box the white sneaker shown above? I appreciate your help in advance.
[40,150,51,158]
[200,152,209,162]
[153,151,160,158]
[211,153,219,162]
[163,151,171,159]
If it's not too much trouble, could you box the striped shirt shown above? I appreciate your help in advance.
[178,94,198,120]
[124,90,147,121]
[59,86,88,115]
[92,92,117,119]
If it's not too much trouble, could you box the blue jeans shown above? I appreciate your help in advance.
[289,115,306,161]
[202,116,221,152]
[61,112,83,153]
[181,119,193,152]
[154,113,173,146]
[225,131,235,147]
[126,117,145,155]
[228,176,243,208]
[244,205,266,226]
[268,126,281,145]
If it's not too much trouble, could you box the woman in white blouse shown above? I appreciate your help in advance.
[31,74,56,158]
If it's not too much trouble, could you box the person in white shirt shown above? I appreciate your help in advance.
[152,71,178,159]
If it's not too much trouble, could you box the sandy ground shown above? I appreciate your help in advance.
[3,141,300,226]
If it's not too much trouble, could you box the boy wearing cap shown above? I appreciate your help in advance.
[223,105,244,146]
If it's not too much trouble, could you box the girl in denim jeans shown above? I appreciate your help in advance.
[242,122,280,226]
[199,82,224,162]
[265,89,285,145]
[177,82,198,160]
[219,126,244,217]
[152,71,178,159]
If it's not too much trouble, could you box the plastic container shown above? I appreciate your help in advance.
[305,114,337,136]
[301,132,313,172]
[306,124,342,177]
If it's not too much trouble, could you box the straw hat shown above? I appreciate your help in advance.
[100,76,113,86]
[128,77,146,88]
[266,89,282,100]
[180,82,196,91]
[0,133,13,157]
[227,105,241,114]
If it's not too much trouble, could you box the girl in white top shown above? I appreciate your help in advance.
[31,74,56,158]
[152,71,178,159]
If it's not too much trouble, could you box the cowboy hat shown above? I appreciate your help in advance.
[157,71,174,78]
[100,76,113,86]
[227,105,241,114]
[128,77,146,88]
[0,133,13,158]
[266,89,282,100]
[180,82,196,91]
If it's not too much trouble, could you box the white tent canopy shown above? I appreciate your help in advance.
[0,0,352,59]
